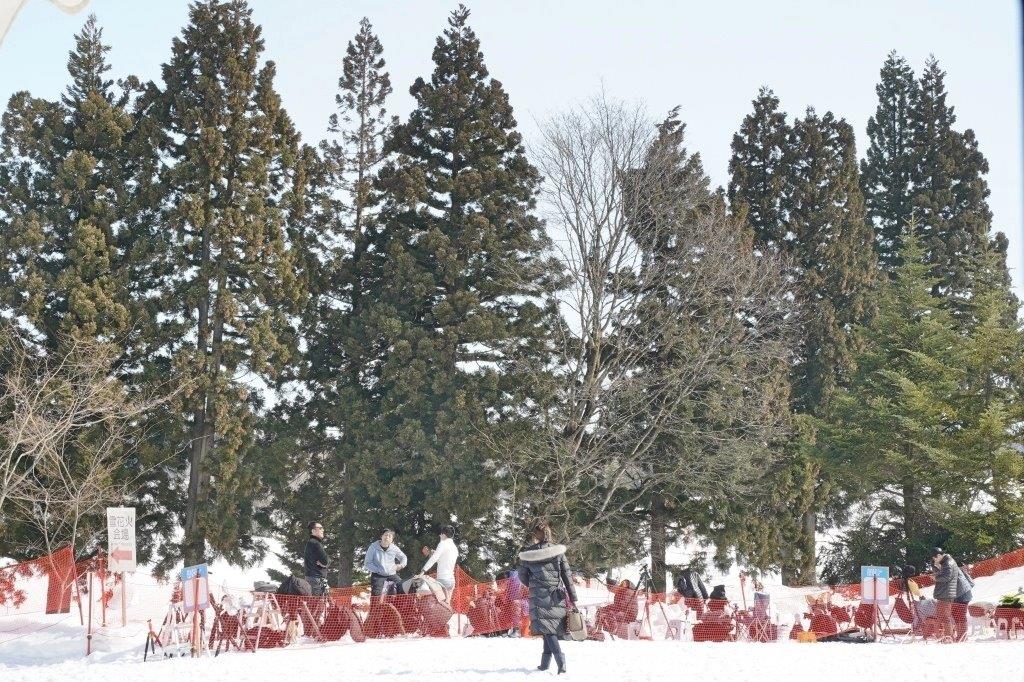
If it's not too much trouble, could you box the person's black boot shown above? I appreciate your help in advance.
[554,652,566,674]
[537,652,551,671]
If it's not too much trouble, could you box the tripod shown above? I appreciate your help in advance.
[636,565,670,640]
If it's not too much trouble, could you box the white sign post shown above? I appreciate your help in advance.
[106,507,136,627]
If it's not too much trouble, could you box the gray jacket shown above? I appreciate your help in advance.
[518,542,577,636]
[933,555,974,602]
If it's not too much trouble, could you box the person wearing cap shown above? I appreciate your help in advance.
[931,547,974,641]
[303,521,330,596]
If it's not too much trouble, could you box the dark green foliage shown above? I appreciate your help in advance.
[783,108,877,413]
[726,94,877,584]
[727,87,789,253]
[271,16,395,586]
[344,5,561,575]
[822,231,1024,575]
[0,15,164,560]
[909,58,994,313]
[861,52,917,270]
[148,0,309,567]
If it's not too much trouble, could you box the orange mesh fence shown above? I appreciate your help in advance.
[4,544,1024,654]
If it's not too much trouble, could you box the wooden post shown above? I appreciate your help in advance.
[121,573,127,628]
[86,570,93,656]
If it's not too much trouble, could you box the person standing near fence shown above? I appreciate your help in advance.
[364,529,408,597]
[304,521,330,596]
[931,547,974,641]
[416,524,458,591]
[518,521,576,675]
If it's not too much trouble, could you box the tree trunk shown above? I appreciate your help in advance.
[798,508,817,585]
[337,470,356,587]
[649,494,668,593]
[183,210,214,567]
[903,477,920,561]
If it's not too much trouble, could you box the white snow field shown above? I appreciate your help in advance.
[2,556,1024,682]
[2,632,1023,682]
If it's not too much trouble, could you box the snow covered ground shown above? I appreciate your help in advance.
[3,548,1024,682]
[2,633,1023,682]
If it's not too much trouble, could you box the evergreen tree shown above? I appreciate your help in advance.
[350,5,560,572]
[0,15,157,355]
[945,243,1024,560]
[150,0,309,566]
[861,51,917,271]
[0,15,164,558]
[726,99,877,584]
[273,17,394,586]
[909,57,993,312]
[784,109,877,414]
[820,230,1011,575]
[727,87,789,252]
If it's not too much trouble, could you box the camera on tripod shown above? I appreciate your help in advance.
[638,564,652,592]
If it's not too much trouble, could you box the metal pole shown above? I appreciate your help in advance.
[121,573,127,628]
[872,574,879,640]
[100,557,107,627]
[73,567,84,626]
[191,573,200,657]
[86,570,93,656]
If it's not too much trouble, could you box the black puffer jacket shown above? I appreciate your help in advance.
[517,542,578,635]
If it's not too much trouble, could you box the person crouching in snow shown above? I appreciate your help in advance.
[518,521,577,675]
[416,524,458,592]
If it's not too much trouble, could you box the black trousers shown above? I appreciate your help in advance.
[306,576,328,597]
[541,633,563,657]
[370,573,404,597]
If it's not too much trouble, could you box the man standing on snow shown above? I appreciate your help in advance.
[304,521,330,596]
[931,547,974,641]
[416,524,458,591]
[364,528,408,597]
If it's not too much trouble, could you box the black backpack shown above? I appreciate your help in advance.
[277,576,313,596]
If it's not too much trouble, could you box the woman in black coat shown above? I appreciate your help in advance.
[518,521,577,674]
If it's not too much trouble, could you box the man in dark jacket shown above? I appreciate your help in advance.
[518,522,577,675]
[304,521,330,596]
[931,547,973,641]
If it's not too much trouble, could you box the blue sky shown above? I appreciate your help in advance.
[1,0,1021,295]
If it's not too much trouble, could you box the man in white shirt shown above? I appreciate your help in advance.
[417,524,458,591]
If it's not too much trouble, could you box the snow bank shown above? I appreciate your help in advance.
[3,635,1023,682]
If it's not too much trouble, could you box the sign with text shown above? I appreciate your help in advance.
[105,507,136,572]
[180,563,209,611]
[860,565,890,605]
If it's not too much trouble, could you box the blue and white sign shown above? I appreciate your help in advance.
[860,565,890,605]
[180,563,209,611]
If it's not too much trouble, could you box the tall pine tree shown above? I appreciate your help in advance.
[0,15,164,558]
[727,87,789,253]
[348,5,561,571]
[823,231,1024,581]
[861,51,917,271]
[727,97,877,584]
[909,57,994,312]
[149,0,309,566]
[272,17,395,586]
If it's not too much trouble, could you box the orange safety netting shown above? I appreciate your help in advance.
[3,544,1024,654]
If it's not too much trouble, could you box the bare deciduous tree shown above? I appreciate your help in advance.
[498,95,794,562]
[0,326,175,556]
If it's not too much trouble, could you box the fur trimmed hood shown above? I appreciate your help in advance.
[518,543,566,563]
